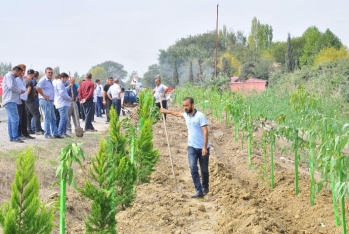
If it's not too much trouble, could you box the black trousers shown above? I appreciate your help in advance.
[106,99,112,122]
[82,98,94,130]
[26,100,41,133]
[17,101,29,137]
[156,100,167,120]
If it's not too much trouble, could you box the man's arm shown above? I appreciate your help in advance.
[163,87,169,97]
[202,125,209,156]
[160,108,183,117]
[107,88,113,100]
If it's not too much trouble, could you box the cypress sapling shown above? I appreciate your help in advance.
[134,118,160,184]
[79,139,117,234]
[0,148,54,234]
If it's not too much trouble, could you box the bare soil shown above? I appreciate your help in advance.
[0,105,347,233]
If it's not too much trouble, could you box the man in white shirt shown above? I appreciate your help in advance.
[95,79,103,117]
[153,77,169,119]
[107,78,122,117]
[16,64,35,139]
[53,73,72,137]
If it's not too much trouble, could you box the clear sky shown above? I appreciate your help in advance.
[1,0,348,77]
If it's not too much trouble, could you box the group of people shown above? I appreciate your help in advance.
[2,65,126,143]
[3,67,211,198]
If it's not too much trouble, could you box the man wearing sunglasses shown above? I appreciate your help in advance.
[36,67,63,139]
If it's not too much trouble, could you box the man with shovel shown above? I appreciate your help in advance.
[161,97,210,198]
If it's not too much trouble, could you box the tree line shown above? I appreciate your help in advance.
[142,17,349,88]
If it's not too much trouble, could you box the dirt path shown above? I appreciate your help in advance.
[0,105,347,233]
[116,106,345,234]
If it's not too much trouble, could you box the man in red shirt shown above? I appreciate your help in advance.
[78,73,96,132]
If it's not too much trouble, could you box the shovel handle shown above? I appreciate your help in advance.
[159,94,178,190]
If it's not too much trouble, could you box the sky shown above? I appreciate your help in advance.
[1,0,348,78]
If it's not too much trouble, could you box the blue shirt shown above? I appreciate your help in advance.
[182,109,209,149]
[67,83,78,100]
[37,76,54,100]
[2,71,22,106]
[53,79,71,109]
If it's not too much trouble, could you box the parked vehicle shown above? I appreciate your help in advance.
[123,90,138,107]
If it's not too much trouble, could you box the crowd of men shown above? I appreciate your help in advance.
[2,65,126,143]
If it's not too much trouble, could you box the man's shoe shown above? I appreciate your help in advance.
[54,135,64,139]
[203,188,209,196]
[191,191,204,198]
[45,136,54,139]
[24,135,36,139]
[28,130,35,134]
[64,134,71,138]
[12,139,24,143]
[35,131,44,135]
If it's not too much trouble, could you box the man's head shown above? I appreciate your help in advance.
[45,67,53,79]
[27,69,35,79]
[86,73,92,80]
[183,97,194,113]
[34,71,39,80]
[69,76,75,84]
[12,66,23,77]
[18,64,26,75]
[60,72,69,83]
[114,78,119,84]
[96,79,100,84]
[121,87,125,93]
[54,74,60,80]
[155,78,161,86]
[107,77,113,85]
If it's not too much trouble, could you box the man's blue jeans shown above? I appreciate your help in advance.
[112,98,121,117]
[39,99,59,137]
[58,106,68,135]
[4,102,20,141]
[96,96,103,117]
[187,146,210,193]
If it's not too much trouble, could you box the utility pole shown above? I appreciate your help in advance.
[215,4,219,78]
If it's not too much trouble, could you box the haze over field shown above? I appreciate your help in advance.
[0,0,348,76]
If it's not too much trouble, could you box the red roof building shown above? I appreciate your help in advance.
[230,76,267,92]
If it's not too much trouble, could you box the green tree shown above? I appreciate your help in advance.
[89,66,108,82]
[92,61,128,79]
[79,139,117,234]
[173,60,179,86]
[135,118,160,184]
[0,148,54,234]
[73,71,79,79]
[285,33,295,72]
[0,62,12,76]
[189,60,194,83]
[53,66,60,75]
[313,46,349,66]
[248,17,260,50]
[142,64,160,88]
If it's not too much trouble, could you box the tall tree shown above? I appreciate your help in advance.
[73,72,79,79]
[189,60,194,83]
[248,17,260,50]
[142,64,160,88]
[92,61,127,79]
[172,60,179,86]
[0,62,12,76]
[89,66,107,82]
[285,33,295,72]
[53,66,60,75]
